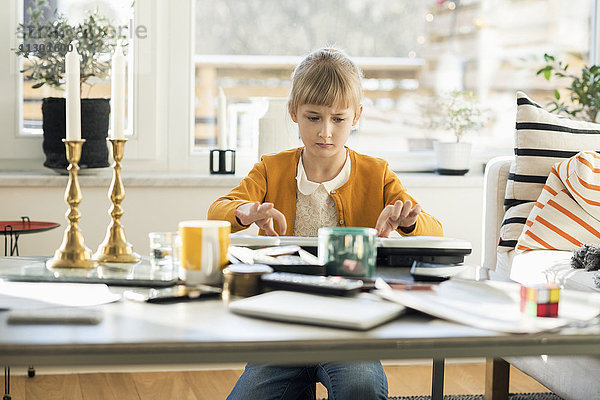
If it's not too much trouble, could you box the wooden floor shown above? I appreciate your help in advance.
[6,362,550,400]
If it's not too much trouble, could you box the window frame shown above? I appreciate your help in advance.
[0,0,39,170]
[592,0,600,64]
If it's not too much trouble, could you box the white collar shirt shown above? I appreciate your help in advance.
[295,151,351,195]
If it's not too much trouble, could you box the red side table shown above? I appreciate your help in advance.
[0,216,60,256]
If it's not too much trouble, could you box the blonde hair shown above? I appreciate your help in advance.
[289,48,363,114]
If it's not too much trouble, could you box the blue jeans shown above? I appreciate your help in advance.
[227,362,388,400]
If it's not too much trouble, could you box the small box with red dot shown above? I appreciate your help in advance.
[520,283,560,317]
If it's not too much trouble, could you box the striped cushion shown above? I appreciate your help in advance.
[516,152,600,252]
[498,91,600,252]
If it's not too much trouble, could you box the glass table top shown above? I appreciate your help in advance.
[0,256,178,287]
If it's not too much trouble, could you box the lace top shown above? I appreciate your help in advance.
[292,152,351,237]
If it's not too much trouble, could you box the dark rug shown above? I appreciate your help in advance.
[320,394,563,400]
[385,393,564,400]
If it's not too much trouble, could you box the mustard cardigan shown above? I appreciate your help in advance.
[208,147,443,236]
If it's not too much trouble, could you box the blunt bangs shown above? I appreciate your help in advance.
[289,49,363,113]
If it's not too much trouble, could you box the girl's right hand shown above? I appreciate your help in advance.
[234,202,287,236]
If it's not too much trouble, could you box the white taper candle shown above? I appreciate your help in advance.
[111,43,126,140]
[65,41,81,141]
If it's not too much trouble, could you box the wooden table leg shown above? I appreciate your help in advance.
[485,358,509,400]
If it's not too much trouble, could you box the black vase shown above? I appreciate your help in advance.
[41,97,111,170]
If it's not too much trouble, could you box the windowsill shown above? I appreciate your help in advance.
[0,170,245,188]
[0,170,483,188]
[396,171,483,188]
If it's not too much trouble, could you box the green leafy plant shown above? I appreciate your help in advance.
[14,0,125,95]
[536,53,600,122]
[430,90,485,143]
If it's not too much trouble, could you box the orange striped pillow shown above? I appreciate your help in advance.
[498,92,600,252]
[516,151,600,252]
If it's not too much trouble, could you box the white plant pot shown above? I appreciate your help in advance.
[433,141,472,175]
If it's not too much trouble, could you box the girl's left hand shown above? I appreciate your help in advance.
[375,200,422,237]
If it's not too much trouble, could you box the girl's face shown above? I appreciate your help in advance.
[290,103,362,160]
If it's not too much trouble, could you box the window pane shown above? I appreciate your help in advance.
[194,0,593,163]
[194,0,426,152]
[20,0,133,136]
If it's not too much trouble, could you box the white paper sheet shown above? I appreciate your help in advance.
[376,279,600,333]
[0,281,121,310]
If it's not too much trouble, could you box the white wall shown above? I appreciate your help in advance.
[410,186,483,265]
[2,185,230,258]
[0,174,483,265]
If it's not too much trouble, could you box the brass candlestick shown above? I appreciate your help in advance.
[94,139,140,263]
[46,139,97,269]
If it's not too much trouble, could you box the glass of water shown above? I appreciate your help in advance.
[148,232,179,274]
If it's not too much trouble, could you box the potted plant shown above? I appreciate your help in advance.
[430,90,484,175]
[14,0,125,170]
[536,53,600,122]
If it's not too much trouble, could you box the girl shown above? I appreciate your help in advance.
[209,48,443,400]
